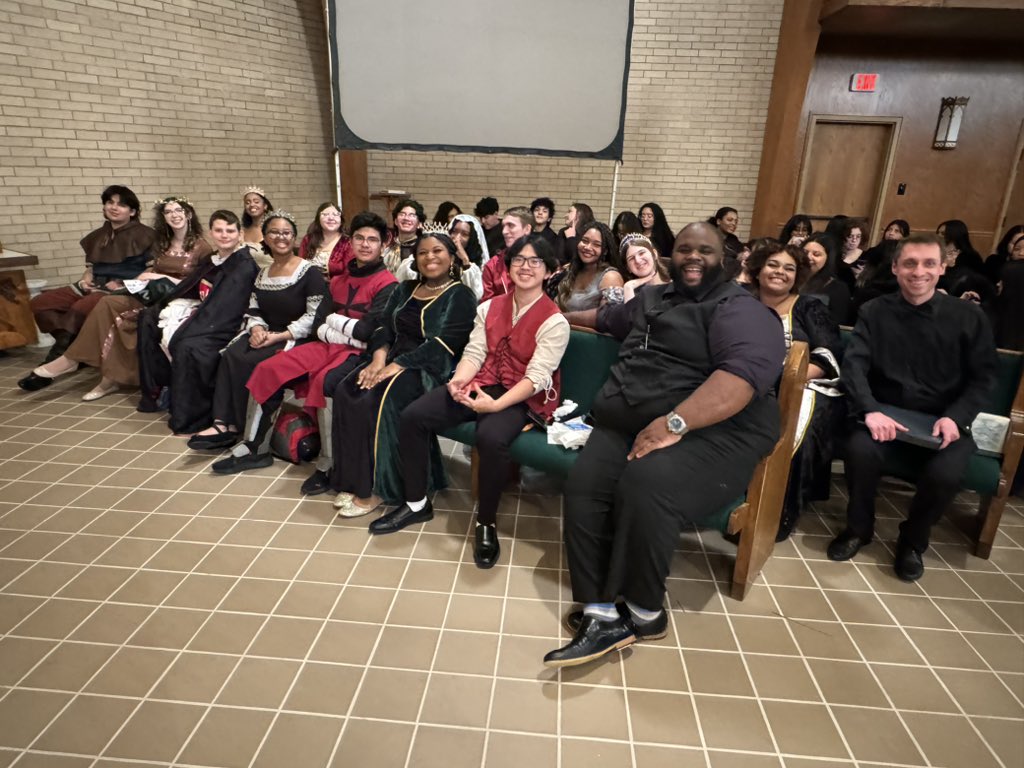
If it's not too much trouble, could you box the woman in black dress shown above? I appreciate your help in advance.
[800,233,850,325]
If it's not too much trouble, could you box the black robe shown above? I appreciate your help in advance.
[137,247,259,433]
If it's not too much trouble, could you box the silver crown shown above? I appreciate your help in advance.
[242,185,266,198]
[264,209,296,226]
[420,221,450,236]
[619,232,656,255]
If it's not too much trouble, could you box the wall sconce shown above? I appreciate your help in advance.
[933,97,968,149]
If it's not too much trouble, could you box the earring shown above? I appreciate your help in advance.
[449,263,456,278]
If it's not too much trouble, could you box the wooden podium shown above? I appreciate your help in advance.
[0,250,40,350]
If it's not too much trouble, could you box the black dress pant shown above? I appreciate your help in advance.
[843,425,976,552]
[398,386,529,524]
[564,401,777,612]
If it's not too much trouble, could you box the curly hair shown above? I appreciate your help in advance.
[746,240,811,295]
[152,197,203,256]
[409,231,463,282]
[556,221,620,309]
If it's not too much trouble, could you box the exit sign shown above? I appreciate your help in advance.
[850,73,878,92]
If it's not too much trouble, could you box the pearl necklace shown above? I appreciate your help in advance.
[418,280,454,294]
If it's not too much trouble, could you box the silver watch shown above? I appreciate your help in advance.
[666,410,688,436]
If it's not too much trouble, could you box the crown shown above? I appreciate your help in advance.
[242,185,266,198]
[619,232,656,255]
[264,209,296,226]
[153,195,192,209]
[420,221,450,236]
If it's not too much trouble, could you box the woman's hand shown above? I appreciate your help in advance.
[447,373,473,399]
[250,327,291,349]
[358,361,403,389]
[453,239,472,267]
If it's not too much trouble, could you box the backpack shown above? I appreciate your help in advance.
[270,408,321,464]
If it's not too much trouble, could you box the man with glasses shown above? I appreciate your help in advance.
[482,206,534,300]
[383,198,425,274]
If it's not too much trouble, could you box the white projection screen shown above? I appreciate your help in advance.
[327,0,634,160]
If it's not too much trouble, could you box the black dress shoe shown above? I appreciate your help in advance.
[474,524,500,569]
[300,470,331,496]
[543,615,636,668]
[894,538,925,582]
[564,605,668,641]
[17,372,54,392]
[187,431,239,451]
[827,530,871,561]
[368,500,433,535]
[211,451,273,475]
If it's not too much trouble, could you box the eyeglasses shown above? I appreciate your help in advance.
[396,213,419,220]
[163,207,185,216]
[265,230,294,239]
[352,234,381,245]
[510,256,544,268]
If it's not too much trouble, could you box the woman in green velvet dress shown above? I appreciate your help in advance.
[327,230,477,515]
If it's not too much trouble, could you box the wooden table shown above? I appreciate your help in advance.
[0,250,40,349]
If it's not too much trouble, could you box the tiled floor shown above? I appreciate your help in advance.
[0,348,1022,768]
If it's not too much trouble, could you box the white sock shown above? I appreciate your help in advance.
[230,443,251,458]
[406,497,427,512]
[582,603,619,621]
[625,600,661,623]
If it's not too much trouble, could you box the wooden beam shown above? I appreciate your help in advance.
[339,150,369,217]
[750,0,824,239]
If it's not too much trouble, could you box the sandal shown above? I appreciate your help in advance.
[187,422,239,450]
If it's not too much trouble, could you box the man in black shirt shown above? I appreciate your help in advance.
[828,234,998,581]
[530,197,559,247]
[543,222,786,668]
[474,196,504,258]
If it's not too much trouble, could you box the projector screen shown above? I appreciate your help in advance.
[327,0,634,160]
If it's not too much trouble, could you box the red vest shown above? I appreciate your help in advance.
[328,264,396,318]
[473,292,562,420]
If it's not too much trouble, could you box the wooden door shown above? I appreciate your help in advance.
[995,119,1024,250]
[797,116,900,242]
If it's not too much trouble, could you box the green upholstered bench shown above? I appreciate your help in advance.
[442,327,810,600]
[837,327,1024,557]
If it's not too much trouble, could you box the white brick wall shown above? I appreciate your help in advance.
[0,0,335,280]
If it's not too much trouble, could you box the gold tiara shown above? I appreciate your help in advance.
[264,209,296,226]
[242,185,266,198]
[420,221,449,236]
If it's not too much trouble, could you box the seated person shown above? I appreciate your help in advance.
[475,196,504,259]
[382,198,425,274]
[482,207,533,300]
[800,233,851,325]
[747,241,841,541]
[19,184,155,390]
[240,186,274,268]
[24,196,212,400]
[299,202,352,277]
[620,234,668,302]
[827,234,998,581]
[551,222,624,323]
[188,211,327,450]
[381,235,569,567]
[136,209,259,433]
[530,197,559,246]
[206,212,397,492]
[543,222,786,669]
[394,214,487,299]
[328,230,477,517]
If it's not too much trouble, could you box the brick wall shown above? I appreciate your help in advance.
[0,0,335,281]
[1,0,783,281]
[365,0,784,241]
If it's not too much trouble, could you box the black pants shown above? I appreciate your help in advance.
[564,415,774,612]
[843,425,976,552]
[398,386,529,524]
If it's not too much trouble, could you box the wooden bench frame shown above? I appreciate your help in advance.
[976,357,1024,558]
[462,334,809,600]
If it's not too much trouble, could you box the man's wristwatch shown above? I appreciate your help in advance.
[666,410,688,436]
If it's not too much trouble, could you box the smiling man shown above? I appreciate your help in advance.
[543,222,786,668]
[828,234,997,581]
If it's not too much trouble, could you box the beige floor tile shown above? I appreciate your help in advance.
[729,616,800,656]
[13,753,94,768]
[760,701,848,759]
[387,589,450,628]
[560,736,633,767]
[347,555,408,589]
[332,718,413,767]
[309,620,380,666]
[419,672,491,728]
[332,585,395,623]
[252,712,343,768]
[695,694,774,752]
[489,678,558,734]
[103,701,207,761]
[9,598,97,640]
[823,589,895,625]
[110,569,185,605]
[0,689,74,748]
[432,629,499,676]
[407,725,485,768]
[789,619,861,661]
[274,580,342,619]
[128,606,209,649]
[970,715,1024,768]
[67,603,151,645]
[84,646,176,697]
[962,631,1024,673]
[370,625,440,670]
[870,663,959,713]
[902,711,1002,768]
[285,661,362,716]
[5,562,82,598]
[625,690,702,746]
[935,668,1024,717]
[845,624,923,664]
[453,561,511,597]
[296,551,357,584]
[705,751,782,768]
[33,694,138,755]
[745,655,820,702]
[148,651,237,703]
[248,616,321,659]
[1,531,72,560]
[220,577,288,614]
[178,706,275,768]
[622,646,688,692]
[21,641,115,692]
[445,593,506,633]
[163,572,236,609]
[484,732,557,768]
[0,637,58,686]
[561,684,631,741]
[186,610,265,654]
[905,627,989,670]
[807,659,888,707]
[685,650,752,696]
[216,657,300,709]
[351,667,427,721]
[832,706,923,764]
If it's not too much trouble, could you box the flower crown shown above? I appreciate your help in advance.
[242,185,266,198]
[419,221,450,236]
[154,195,192,209]
[264,209,296,226]
[619,233,656,256]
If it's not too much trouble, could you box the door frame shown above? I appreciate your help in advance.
[993,118,1024,253]
[795,113,903,244]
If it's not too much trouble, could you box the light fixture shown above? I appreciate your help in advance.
[933,97,968,149]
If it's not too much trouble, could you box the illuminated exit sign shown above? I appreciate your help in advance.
[850,73,878,92]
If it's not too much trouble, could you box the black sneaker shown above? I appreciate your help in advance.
[300,470,331,496]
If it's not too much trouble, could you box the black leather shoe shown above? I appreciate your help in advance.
[894,538,925,582]
[211,451,273,475]
[827,530,871,562]
[187,431,239,451]
[368,500,433,535]
[543,615,636,668]
[564,604,668,641]
[17,372,54,392]
[300,470,331,496]
[474,524,500,569]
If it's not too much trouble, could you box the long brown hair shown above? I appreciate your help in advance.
[152,197,203,256]
[304,202,345,256]
[556,221,619,309]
